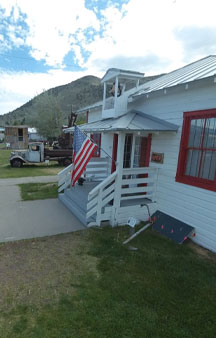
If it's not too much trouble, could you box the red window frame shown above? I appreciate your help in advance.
[176,108,216,192]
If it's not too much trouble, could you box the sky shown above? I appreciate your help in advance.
[0,0,216,116]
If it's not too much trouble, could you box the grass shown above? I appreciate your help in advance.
[0,149,63,178]
[0,227,215,337]
[19,183,58,200]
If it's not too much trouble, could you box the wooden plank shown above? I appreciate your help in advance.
[88,171,117,199]
[101,183,116,199]
[101,192,114,207]
[58,173,71,186]
[87,205,97,218]
[121,194,153,201]
[121,186,153,194]
[122,167,157,175]
[122,178,154,185]
[58,164,73,179]
[87,196,98,210]
[58,180,70,192]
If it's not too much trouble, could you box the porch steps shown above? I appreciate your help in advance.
[58,183,98,226]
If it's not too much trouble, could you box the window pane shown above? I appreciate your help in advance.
[203,118,216,148]
[185,149,201,177]
[188,119,205,147]
[133,137,141,168]
[123,134,132,168]
[200,151,216,180]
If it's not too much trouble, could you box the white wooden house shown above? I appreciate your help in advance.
[58,56,216,253]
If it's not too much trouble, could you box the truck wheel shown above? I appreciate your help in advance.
[11,159,23,168]
[63,158,72,167]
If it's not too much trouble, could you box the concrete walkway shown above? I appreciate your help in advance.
[0,176,85,243]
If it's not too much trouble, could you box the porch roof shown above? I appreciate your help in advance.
[65,110,179,133]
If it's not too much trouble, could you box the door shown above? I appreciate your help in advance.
[133,135,151,168]
[133,135,152,192]
[28,144,41,162]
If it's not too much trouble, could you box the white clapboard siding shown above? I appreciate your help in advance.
[115,203,157,225]
[132,83,216,252]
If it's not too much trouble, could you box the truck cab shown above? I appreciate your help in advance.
[26,143,44,162]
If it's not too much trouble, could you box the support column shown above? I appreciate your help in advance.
[102,82,107,112]
[110,132,125,226]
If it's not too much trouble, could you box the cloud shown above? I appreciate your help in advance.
[1,0,216,115]
[0,0,100,66]
[174,26,216,60]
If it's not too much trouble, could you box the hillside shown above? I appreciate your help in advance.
[0,75,103,126]
[0,74,162,126]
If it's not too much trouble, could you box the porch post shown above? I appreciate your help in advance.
[110,132,125,226]
[102,82,106,112]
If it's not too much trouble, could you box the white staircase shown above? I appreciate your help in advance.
[58,161,159,227]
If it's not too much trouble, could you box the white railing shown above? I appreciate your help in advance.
[121,167,159,202]
[86,166,158,226]
[104,97,114,110]
[87,170,118,225]
[115,95,128,116]
[84,157,110,181]
[58,157,111,193]
[58,163,73,192]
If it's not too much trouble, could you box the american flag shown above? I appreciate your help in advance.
[71,126,97,186]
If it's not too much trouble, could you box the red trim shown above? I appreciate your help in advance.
[111,134,118,173]
[176,108,216,192]
[146,133,152,166]
[90,133,101,157]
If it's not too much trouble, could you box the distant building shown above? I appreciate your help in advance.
[5,125,28,149]
[28,127,47,142]
[0,127,4,141]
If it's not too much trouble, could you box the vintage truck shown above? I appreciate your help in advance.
[10,142,72,167]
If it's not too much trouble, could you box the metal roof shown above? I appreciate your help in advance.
[132,55,216,98]
[77,100,103,113]
[65,110,178,133]
[101,68,144,83]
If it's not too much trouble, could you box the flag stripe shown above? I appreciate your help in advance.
[72,142,95,180]
[74,138,91,166]
[74,139,92,168]
[75,144,95,178]
[71,126,98,186]
[73,142,96,180]
[73,144,97,183]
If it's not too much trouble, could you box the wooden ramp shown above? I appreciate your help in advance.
[152,211,195,244]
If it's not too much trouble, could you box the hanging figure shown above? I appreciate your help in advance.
[111,82,121,97]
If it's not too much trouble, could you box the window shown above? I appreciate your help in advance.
[123,134,133,168]
[18,128,23,142]
[176,109,216,192]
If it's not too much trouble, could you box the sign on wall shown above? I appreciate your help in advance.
[151,152,164,164]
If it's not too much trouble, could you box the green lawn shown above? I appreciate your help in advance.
[0,149,63,178]
[19,182,58,200]
[0,227,215,338]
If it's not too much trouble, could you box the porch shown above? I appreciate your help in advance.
[58,157,159,227]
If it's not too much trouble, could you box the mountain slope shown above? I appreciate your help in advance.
[0,74,162,126]
[0,75,103,126]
